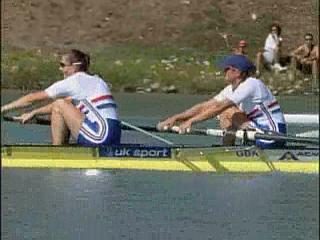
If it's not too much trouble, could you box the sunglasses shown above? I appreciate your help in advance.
[59,62,68,68]
[305,38,313,41]
[59,62,82,68]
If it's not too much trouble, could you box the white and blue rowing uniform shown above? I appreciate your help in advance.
[45,72,121,146]
[215,77,287,148]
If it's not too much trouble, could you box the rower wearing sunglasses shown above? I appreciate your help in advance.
[1,49,121,146]
[157,54,287,148]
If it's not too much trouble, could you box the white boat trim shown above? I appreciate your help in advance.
[284,114,319,124]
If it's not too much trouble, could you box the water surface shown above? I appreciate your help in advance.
[1,90,319,240]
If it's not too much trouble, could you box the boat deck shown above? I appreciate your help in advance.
[1,145,319,173]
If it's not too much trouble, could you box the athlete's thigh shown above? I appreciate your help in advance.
[219,106,248,130]
[58,100,85,138]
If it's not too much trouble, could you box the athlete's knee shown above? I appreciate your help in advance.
[219,107,247,130]
[218,113,233,130]
[52,99,67,113]
[231,112,248,129]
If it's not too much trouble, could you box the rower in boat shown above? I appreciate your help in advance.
[157,54,287,148]
[1,49,121,146]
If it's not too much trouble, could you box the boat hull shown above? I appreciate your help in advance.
[1,145,319,173]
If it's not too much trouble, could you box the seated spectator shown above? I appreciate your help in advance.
[290,33,319,87]
[233,40,247,55]
[256,23,287,76]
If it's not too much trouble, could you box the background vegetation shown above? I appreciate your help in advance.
[2,0,319,94]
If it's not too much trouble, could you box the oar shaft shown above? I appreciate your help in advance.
[3,115,159,132]
[120,124,158,132]
[254,132,319,145]
[4,115,318,145]
[190,128,319,145]
[3,115,51,125]
[120,121,174,145]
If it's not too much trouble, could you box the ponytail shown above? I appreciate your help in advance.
[68,49,90,72]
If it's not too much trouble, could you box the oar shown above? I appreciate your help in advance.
[120,124,158,132]
[3,115,51,125]
[120,121,174,145]
[3,115,174,145]
[179,128,319,145]
[4,115,318,145]
[3,115,159,131]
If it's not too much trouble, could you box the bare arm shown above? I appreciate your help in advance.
[301,46,319,64]
[11,97,72,124]
[14,103,53,124]
[1,91,49,114]
[290,46,303,58]
[172,100,215,121]
[311,46,319,61]
[30,103,53,116]
[157,98,218,130]
[178,99,234,133]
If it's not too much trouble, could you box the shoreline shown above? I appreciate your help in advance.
[2,46,318,95]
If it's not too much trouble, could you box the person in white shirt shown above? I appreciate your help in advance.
[1,49,121,146]
[157,55,287,148]
[255,23,287,76]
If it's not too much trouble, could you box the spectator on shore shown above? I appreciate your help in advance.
[290,33,319,88]
[255,23,287,77]
[233,40,247,55]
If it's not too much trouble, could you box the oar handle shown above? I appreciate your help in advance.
[3,115,51,125]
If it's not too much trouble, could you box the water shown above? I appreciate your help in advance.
[2,170,319,240]
[1,90,319,240]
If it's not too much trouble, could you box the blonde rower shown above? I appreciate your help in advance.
[1,49,121,146]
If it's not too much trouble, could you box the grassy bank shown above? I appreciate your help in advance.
[1,44,316,95]
[1,45,227,94]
